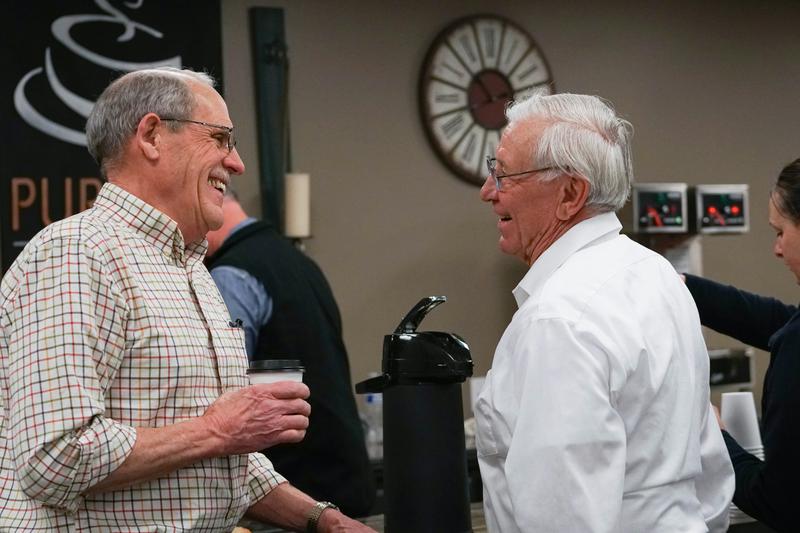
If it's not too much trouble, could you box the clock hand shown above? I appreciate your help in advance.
[469,99,492,111]
[476,77,493,99]
[488,91,512,102]
[470,91,513,110]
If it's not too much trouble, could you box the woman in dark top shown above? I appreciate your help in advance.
[685,158,800,532]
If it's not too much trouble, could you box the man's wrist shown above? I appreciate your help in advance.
[181,416,227,458]
[306,501,339,533]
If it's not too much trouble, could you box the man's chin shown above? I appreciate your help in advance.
[498,238,520,259]
[203,206,225,232]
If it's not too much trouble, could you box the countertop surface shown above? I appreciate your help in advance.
[238,504,773,533]
[237,502,487,533]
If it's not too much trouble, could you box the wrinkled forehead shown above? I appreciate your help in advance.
[186,81,229,121]
[499,118,549,160]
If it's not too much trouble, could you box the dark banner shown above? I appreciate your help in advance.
[0,0,222,271]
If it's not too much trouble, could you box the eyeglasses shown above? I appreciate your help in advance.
[486,156,556,190]
[160,117,237,153]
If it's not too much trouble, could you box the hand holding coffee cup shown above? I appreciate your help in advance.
[202,373,310,455]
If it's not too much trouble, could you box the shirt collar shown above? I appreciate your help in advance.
[91,183,207,264]
[512,211,622,308]
[228,217,258,239]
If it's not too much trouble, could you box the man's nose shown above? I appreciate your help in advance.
[224,148,246,175]
[479,174,497,201]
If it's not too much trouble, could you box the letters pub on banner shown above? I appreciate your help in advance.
[0,0,222,272]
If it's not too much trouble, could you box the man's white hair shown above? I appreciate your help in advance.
[506,90,634,212]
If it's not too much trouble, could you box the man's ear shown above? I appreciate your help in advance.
[135,113,163,161]
[556,175,590,220]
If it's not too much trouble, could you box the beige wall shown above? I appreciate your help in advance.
[221,0,800,412]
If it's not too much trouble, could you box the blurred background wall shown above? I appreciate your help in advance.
[221,0,800,412]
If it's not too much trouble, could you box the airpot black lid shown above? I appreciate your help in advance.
[356,296,473,393]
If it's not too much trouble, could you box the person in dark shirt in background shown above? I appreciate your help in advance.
[684,158,800,532]
[206,188,375,517]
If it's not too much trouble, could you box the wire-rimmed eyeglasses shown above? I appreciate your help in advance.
[486,155,556,190]
[161,117,237,153]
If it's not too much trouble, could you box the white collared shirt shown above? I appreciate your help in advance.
[476,212,733,532]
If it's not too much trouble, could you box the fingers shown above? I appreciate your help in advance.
[275,428,306,445]
[250,384,311,416]
[711,404,725,429]
[281,398,311,417]
[282,413,310,431]
[255,415,308,448]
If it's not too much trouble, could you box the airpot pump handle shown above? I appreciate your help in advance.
[394,295,447,334]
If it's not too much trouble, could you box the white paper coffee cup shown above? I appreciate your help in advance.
[721,391,762,449]
[248,359,305,385]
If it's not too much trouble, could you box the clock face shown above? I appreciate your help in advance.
[419,15,554,186]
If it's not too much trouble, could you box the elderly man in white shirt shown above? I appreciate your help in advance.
[476,91,734,532]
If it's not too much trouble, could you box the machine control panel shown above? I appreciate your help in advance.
[695,184,749,233]
[632,183,688,233]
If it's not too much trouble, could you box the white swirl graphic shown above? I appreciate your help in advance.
[14,0,182,146]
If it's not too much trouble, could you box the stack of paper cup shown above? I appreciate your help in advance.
[720,392,764,524]
[721,392,764,458]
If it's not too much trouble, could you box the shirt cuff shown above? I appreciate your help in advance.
[246,452,287,506]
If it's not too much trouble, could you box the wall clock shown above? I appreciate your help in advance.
[419,14,555,186]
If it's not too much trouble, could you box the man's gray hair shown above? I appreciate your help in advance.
[506,91,634,212]
[85,67,216,177]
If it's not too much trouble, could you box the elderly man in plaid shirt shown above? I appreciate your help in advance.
[0,68,374,533]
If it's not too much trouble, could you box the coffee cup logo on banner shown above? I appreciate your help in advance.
[0,0,223,271]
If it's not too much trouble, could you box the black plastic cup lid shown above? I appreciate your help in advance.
[248,359,305,372]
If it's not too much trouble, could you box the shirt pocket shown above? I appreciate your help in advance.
[474,376,500,457]
[212,323,249,390]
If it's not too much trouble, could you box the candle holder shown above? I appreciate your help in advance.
[284,172,311,245]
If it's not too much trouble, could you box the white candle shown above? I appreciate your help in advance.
[284,173,310,238]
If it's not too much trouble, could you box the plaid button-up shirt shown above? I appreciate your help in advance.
[0,183,285,531]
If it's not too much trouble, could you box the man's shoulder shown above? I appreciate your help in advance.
[216,222,307,266]
[0,210,131,305]
[34,208,125,247]
[557,234,667,284]
[229,222,290,250]
[11,208,130,269]
[209,264,262,288]
[538,236,673,316]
